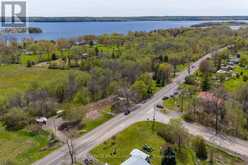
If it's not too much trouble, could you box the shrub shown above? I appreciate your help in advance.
[73,88,91,105]
[2,108,30,131]
[157,126,176,144]
[243,75,248,82]
[26,60,32,67]
[192,136,208,160]
[27,123,42,135]
[183,113,194,122]
[51,53,57,60]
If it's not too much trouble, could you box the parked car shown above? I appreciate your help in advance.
[156,104,164,109]
[124,110,131,115]
[174,91,179,95]
[162,96,169,100]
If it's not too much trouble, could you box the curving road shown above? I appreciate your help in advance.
[34,47,248,165]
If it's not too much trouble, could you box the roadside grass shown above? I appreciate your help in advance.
[164,97,178,110]
[91,122,244,165]
[0,64,79,104]
[177,64,187,72]
[0,124,56,165]
[163,96,193,112]
[81,107,113,135]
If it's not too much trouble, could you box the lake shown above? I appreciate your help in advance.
[0,20,245,40]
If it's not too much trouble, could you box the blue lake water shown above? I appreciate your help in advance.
[0,20,246,40]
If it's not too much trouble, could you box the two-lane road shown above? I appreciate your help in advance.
[34,47,241,165]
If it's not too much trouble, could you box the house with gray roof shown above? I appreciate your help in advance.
[121,149,150,165]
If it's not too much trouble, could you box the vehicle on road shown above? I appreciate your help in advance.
[124,110,131,115]
[174,91,179,95]
[156,104,164,109]
[162,96,169,100]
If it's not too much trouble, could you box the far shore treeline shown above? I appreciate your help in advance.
[1,16,248,22]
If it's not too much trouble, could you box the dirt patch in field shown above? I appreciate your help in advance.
[85,96,114,120]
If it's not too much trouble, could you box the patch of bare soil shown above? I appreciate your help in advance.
[85,96,114,120]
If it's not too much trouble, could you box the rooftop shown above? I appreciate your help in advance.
[121,149,150,165]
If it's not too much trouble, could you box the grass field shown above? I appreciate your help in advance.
[0,64,79,104]
[91,122,244,165]
[224,66,248,92]
[0,124,56,165]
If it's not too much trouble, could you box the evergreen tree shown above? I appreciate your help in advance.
[193,136,208,160]
[201,76,210,91]
[161,147,176,165]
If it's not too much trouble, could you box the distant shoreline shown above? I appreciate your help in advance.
[1,16,248,22]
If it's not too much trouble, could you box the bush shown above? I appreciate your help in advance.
[2,108,30,131]
[73,88,91,105]
[26,60,33,67]
[192,136,208,160]
[51,53,57,60]
[27,123,42,135]
[157,126,177,144]
[63,108,84,123]
[183,113,194,122]
[243,75,248,82]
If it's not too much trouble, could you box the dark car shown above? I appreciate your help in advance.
[174,91,179,95]
[124,110,131,115]
[156,104,164,109]
[162,96,169,100]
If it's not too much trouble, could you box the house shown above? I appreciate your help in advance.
[121,149,150,165]
[229,58,240,65]
[35,117,48,125]
[219,66,231,72]
[22,49,33,55]
[74,40,87,46]
[217,70,227,74]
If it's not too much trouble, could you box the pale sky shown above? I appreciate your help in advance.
[24,0,248,16]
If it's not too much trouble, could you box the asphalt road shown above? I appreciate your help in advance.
[34,47,248,165]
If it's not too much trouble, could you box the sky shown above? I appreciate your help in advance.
[15,0,248,16]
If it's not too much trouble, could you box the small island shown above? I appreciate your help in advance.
[0,27,42,34]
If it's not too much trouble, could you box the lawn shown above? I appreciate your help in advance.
[224,66,248,92]
[0,64,80,104]
[91,122,244,165]
[0,124,56,165]
[91,122,165,165]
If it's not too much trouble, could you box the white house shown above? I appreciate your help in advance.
[121,149,150,165]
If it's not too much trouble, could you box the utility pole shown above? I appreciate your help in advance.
[152,105,157,131]
[188,63,191,75]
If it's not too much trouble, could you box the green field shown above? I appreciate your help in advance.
[224,66,248,92]
[91,122,244,165]
[0,64,79,104]
[0,124,56,165]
